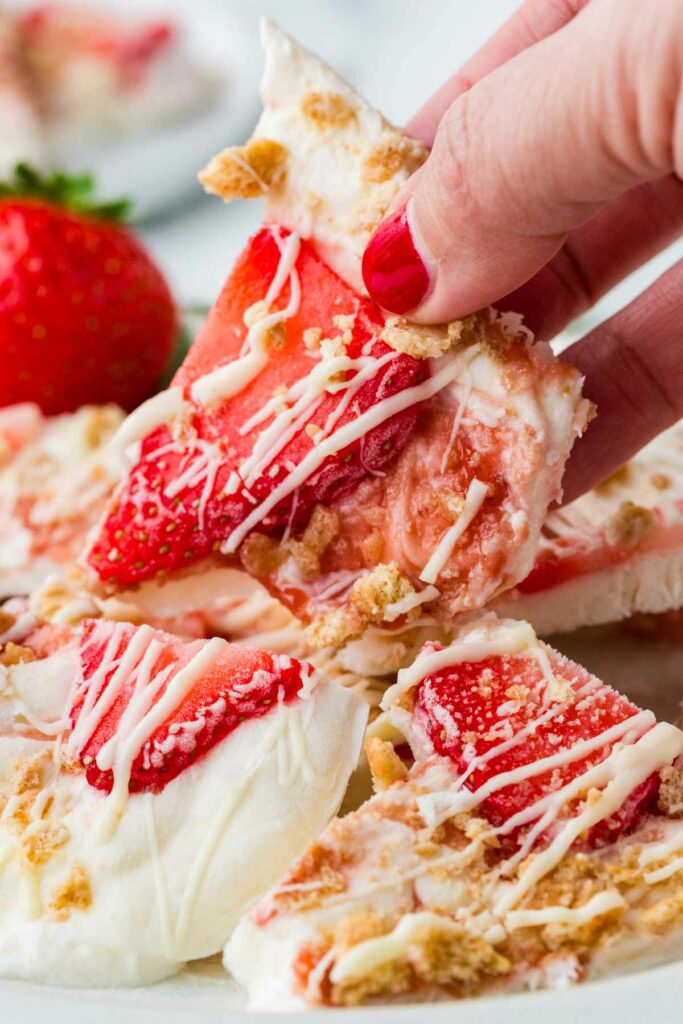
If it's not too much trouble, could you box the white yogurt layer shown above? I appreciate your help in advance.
[0,644,367,986]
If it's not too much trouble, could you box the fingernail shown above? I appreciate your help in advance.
[362,203,432,314]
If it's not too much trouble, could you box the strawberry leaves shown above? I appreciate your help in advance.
[0,163,131,222]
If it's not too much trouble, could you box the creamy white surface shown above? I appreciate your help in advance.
[0,656,368,986]
[224,19,428,293]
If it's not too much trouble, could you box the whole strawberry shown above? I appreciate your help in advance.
[0,164,177,413]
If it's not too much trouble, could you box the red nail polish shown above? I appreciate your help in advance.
[362,205,431,315]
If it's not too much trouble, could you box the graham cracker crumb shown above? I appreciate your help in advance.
[380,314,484,360]
[595,464,633,494]
[380,318,451,360]
[413,924,510,987]
[332,959,411,1007]
[199,137,288,201]
[243,300,286,349]
[365,737,408,792]
[309,564,414,649]
[643,893,683,933]
[0,610,15,635]
[50,865,92,921]
[303,327,323,351]
[308,605,364,650]
[239,532,287,577]
[301,91,356,129]
[605,502,656,549]
[1,642,36,666]
[13,757,44,796]
[350,563,414,621]
[361,132,425,184]
[546,675,575,705]
[82,405,124,450]
[361,529,384,563]
[334,909,388,953]
[505,684,531,702]
[287,505,340,579]
[331,917,509,1007]
[658,765,683,816]
[23,824,69,865]
[318,314,356,361]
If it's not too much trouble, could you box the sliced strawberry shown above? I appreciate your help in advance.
[71,619,308,793]
[88,227,426,587]
[413,644,659,847]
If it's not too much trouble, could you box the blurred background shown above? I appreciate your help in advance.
[1,0,681,339]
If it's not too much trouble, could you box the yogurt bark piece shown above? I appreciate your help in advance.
[227,614,683,1008]
[0,613,366,985]
[494,422,683,634]
[85,22,589,646]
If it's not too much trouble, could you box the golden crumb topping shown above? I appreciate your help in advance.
[12,756,45,797]
[308,564,414,649]
[239,532,287,577]
[658,766,683,816]
[0,642,35,666]
[643,892,683,934]
[0,610,16,635]
[23,824,69,866]
[199,138,288,201]
[307,605,364,651]
[303,327,323,351]
[365,737,408,792]
[380,316,483,360]
[350,563,414,621]
[81,405,124,450]
[243,299,286,349]
[361,133,426,184]
[604,501,656,549]
[301,91,356,129]
[287,505,340,579]
[50,865,92,922]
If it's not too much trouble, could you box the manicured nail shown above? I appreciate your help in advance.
[362,203,432,314]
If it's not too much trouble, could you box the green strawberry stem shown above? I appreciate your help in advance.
[0,163,131,222]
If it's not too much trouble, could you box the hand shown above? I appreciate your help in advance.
[361,0,683,501]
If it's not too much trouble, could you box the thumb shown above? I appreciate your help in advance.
[362,0,683,322]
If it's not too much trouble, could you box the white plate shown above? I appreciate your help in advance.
[2,959,682,1023]
[2,625,683,1021]
[5,0,262,220]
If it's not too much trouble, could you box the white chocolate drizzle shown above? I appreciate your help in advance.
[111,387,186,453]
[420,478,489,584]
[382,619,536,707]
[330,911,470,983]
[505,890,626,931]
[96,637,228,839]
[191,228,301,407]
[493,723,683,914]
[222,352,466,554]
[383,585,440,622]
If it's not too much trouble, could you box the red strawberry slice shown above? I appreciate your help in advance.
[413,644,659,848]
[88,227,426,587]
[71,619,308,793]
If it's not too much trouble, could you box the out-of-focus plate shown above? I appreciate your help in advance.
[1,953,682,1023]
[6,0,261,219]
[1,625,683,1021]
